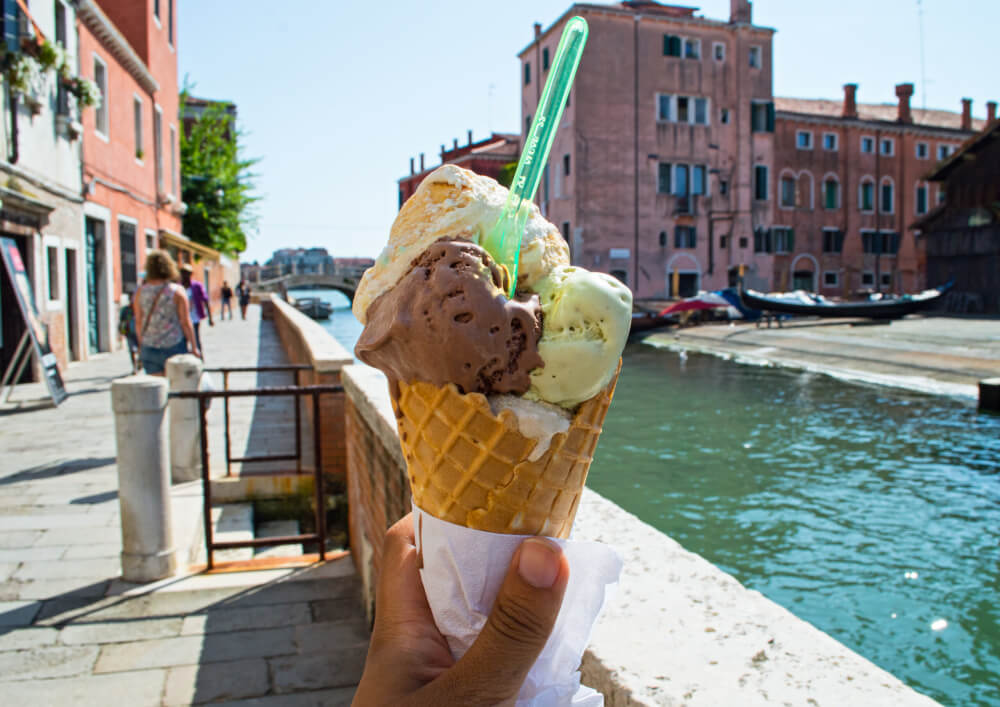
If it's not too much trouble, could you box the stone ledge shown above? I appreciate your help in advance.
[341,364,404,469]
[270,295,353,373]
[573,490,939,706]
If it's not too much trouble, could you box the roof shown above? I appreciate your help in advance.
[924,119,1000,181]
[77,0,159,94]
[775,97,986,132]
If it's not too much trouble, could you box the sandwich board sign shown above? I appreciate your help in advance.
[0,236,68,405]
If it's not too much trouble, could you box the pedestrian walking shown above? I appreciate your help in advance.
[237,280,251,320]
[179,264,214,355]
[134,251,200,375]
[220,281,234,320]
[118,294,140,373]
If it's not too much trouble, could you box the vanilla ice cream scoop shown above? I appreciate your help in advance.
[526,266,632,408]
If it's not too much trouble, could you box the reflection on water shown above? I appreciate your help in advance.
[591,343,1000,707]
[301,288,999,706]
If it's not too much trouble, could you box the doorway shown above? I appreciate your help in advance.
[0,234,33,382]
[65,248,79,361]
[85,216,107,353]
[792,270,816,292]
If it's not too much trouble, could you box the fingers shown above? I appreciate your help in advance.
[421,537,569,705]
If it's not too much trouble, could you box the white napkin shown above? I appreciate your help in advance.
[413,503,623,706]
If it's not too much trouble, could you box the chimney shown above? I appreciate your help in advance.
[467,129,473,145]
[453,138,458,150]
[534,22,541,40]
[961,98,972,130]
[988,101,997,123]
[409,157,414,175]
[440,144,446,158]
[842,84,858,119]
[419,153,425,171]
[895,83,914,124]
[730,0,752,23]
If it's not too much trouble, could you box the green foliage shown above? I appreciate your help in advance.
[180,88,259,255]
[497,160,518,188]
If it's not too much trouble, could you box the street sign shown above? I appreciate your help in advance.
[0,236,68,405]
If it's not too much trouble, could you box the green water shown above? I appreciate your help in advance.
[304,289,1000,706]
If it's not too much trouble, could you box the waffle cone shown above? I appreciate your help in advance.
[393,365,619,538]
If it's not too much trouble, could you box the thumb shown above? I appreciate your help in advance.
[426,537,569,704]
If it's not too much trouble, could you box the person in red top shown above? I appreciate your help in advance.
[179,264,213,356]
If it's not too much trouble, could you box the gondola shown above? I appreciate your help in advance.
[292,297,333,320]
[629,311,674,337]
[738,282,952,320]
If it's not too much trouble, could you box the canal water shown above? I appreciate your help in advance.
[298,288,1000,707]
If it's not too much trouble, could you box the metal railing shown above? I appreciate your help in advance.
[206,365,311,476]
[170,378,344,570]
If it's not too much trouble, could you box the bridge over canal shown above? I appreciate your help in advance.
[254,269,367,301]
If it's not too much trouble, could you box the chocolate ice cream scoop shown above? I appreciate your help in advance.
[355,239,544,397]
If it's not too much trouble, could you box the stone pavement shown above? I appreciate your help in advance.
[647,315,1000,399]
[0,305,368,705]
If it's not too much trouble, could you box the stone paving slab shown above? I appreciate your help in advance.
[59,617,182,645]
[269,649,367,694]
[163,658,270,705]
[0,625,59,650]
[0,644,99,680]
[0,668,167,706]
[180,602,313,636]
[216,687,356,707]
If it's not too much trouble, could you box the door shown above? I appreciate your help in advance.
[792,270,815,292]
[85,216,104,353]
[118,221,137,295]
[0,235,32,382]
[65,248,79,361]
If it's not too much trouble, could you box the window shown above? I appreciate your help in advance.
[674,226,697,248]
[713,42,725,61]
[719,235,728,248]
[168,0,174,45]
[525,114,531,135]
[780,175,796,207]
[542,47,550,71]
[692,165,706,195]
[611,270,628,286]
[119,220,138,293]
[751,102,774,132]
[145,230,157,251]
[659,231,667,247]
[154,0,160,21]
[563,153,570,177]
[881,181,894,213]
[694,97,708,125]
[720,108,730,124]
[657,94,672,121]
[822,229,845,253]
[823,178,840,209]
[916,142,929,159]
[524,62,531,85]
[823,271,839,287]
[937,144,952,160]
[663,34,682,57]
[133,97,143,159]
[154,106,163,193]
[859,180,874,211]
[754,165,768,201]
[719,179,729,195]
[861,271,875,286]
[657,162,672,194]
[880,138,895,156]
[677,96,689,123]
[862,231,901,254]
[937,187,945,205]
[796,131,813,150]
[823,133,838,151]
[55,1,67,46]
[772,227,794,254]
[880,272,892,287]
[170,125,178,196]
[561,221,570,242]
[684,38,700,59]
[916,184,928,215]
[749,45,761,68]
[47,246,59,300]
[94,56,108,137]
[861,136,874,154]
[739,236,748,248]
[674,164,689,197]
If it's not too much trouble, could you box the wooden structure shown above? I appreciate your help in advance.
[913,120,1000,314]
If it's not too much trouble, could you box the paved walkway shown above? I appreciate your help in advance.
[646,316,1000,399]
[0,305,367,705]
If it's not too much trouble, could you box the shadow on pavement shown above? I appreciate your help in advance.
[0,456,116,485]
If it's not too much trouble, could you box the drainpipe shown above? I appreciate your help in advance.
[633,15,640,292]
[8,85,19,163]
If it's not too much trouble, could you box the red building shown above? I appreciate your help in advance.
[398,132,520,207]
[76,0,183,354]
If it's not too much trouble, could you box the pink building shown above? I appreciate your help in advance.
[520,0,775,298]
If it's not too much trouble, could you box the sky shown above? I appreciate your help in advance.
[179,0,999,264]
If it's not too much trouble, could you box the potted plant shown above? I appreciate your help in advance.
[65,76,101,108]
[136,148,145,160]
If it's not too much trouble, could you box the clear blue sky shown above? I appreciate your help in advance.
[179,0,998,264]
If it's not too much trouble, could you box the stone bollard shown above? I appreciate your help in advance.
[167,354,205,484]
[111,375,177,583]
[979,378,1000,413]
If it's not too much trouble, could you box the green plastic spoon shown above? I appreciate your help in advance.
[482,16,589,298]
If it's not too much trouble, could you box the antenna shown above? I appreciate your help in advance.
[917,0,927,110]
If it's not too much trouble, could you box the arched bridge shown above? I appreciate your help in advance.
[254,268,367,301]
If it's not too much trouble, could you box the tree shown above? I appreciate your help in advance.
[180,89,259,255]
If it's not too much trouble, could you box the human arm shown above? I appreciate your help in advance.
[198,282,214,326]
[133,295,144,346]
[174,288,201,358]
[352,513,569,706]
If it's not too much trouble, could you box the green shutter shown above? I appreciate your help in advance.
[663,35,670,55]
[766,102,775,132]
[789,229,795,253]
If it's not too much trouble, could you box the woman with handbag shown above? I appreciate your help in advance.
[133,250,201,376]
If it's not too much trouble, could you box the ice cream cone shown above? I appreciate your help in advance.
[392,364,619,538]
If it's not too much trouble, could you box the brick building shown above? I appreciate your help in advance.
[399,132,519,207]
[517,0,988,299]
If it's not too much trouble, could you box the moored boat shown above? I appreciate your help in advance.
[292,296,333,320]
[738,282,952,320]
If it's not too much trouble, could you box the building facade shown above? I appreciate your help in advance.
[0,0,87,378]
[517,0,989,299]
[399,132,519,207]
